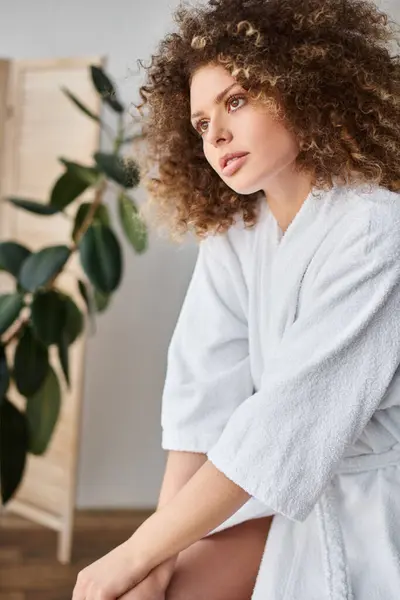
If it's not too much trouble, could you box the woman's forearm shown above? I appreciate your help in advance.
[156,450,208,510]
[138,451,208,591]
[130,459,251,572]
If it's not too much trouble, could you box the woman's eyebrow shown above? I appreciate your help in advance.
[190,83,238,120]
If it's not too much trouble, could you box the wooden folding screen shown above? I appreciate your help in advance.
[0,56,104,563]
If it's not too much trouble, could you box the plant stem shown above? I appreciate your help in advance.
[71,178,108,250]
[2,315,29,346]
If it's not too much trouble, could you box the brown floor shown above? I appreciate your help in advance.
[0,509,154,600]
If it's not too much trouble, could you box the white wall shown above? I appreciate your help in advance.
[0,0,398,509]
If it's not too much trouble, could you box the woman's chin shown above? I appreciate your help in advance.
[224,178,262,196]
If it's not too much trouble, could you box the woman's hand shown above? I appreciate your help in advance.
[71,538,152,600]
[119,555,179,599]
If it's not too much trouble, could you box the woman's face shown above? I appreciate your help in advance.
[189,63,301,195]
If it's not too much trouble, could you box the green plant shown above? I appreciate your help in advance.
[0,65,148,505]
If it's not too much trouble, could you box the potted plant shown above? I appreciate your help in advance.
[0,64,148,505]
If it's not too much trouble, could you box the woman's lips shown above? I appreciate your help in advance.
[221,153,250,176]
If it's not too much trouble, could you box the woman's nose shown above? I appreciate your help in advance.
[207,123,232,146]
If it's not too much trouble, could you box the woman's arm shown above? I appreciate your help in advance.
[156,450,208,510]
[130,459,251,573]
[145,450,209,590]
[70,448,251,600]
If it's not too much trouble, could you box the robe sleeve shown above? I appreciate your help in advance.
[207,207,400,522]
[161,236,254,453]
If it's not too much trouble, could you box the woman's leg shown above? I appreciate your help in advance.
[165,516,274,600]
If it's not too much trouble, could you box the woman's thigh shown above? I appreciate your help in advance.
[165,516,274,600]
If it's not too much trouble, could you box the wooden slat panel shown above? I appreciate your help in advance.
[0,56,105,563]
[2,58,103,248]
[0,60,13,295]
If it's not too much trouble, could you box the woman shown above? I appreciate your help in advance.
[72,0,400,598]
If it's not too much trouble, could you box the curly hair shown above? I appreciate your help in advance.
[133,0,400,244]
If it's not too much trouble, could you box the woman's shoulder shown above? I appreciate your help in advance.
[306,181,400,250]
[308,183,400,276]
[345,182,400,225]
[341,183,400,252]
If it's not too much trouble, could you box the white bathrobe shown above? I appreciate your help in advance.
[160,181,400,599]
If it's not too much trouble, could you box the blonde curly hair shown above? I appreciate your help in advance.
[133,0,400,244]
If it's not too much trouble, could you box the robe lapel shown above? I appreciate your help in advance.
[263,183,344,351]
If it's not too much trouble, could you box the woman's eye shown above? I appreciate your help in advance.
[228,95,246,110]
[194,94,246,136]
[197,120,208,134]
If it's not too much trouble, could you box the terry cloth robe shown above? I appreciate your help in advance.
[160,180,400,600]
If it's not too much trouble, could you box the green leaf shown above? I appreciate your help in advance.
[19,245,71,292]
[72,202,110,243]
[58,158,101,185]
[117,193,148,253]
[49,171,90,211]
[0,294,24,335]
[7,197,59,215]
[79,223,122,293]
[57,330,70,388]
[31,290,83,347]
[0,242,31,278]
[0,397,28,504]
[26,366,61,456]
[62,294,84,344]
[94,288,111,313]
[14,325,49,397]
[90,65,124,113]
[61,86,101,123]
[0,345,10,405]
[31,290,66,346]
[93,152,140,189]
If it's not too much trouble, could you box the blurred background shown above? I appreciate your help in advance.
[0,0,196,512]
